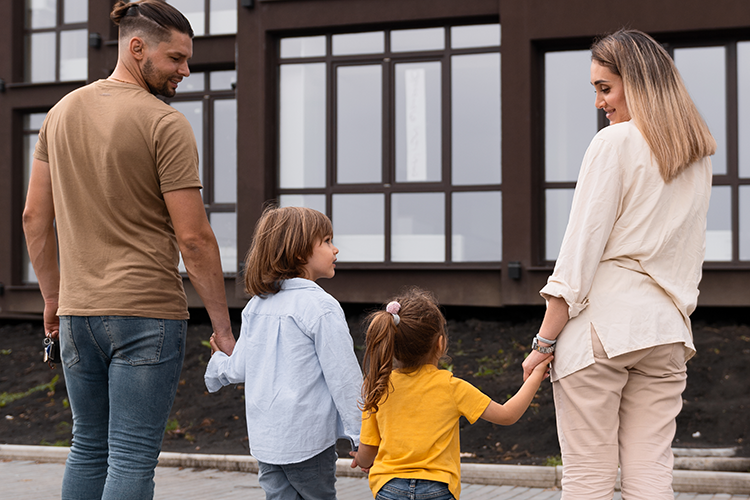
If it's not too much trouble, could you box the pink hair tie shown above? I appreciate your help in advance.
[386,301,401,326]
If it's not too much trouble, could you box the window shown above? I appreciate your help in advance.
[21,112,49,284]
[167,0,236,36]
[543,39,750,265]
[24,0,88,83]
[277,24,502,265]
[168,70,238,273]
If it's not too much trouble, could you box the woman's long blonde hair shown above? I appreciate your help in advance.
[591,29,715,181]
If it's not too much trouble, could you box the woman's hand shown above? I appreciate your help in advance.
[523,349,553,381]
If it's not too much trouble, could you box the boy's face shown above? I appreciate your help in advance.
[302,235,339,281]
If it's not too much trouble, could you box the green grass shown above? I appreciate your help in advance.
[0,374,59,408]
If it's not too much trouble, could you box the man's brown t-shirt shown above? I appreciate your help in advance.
[34,79,201,320]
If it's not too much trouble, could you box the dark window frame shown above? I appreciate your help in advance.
[165,69,238,273]
[24,0,88,83]
[540,34,750,269]
[276,23,503,270]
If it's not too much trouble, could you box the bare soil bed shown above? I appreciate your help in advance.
[1,306,748,465]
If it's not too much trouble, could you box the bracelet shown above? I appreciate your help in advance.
[535,333,557,345]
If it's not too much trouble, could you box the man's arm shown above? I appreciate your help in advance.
[22,159,60,339]
[163,188,235,354]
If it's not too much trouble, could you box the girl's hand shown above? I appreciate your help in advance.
[349,451,370,473]
[532,355,553,380]
[522,349,552,381]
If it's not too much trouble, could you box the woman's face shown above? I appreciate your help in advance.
[591,61,631,124]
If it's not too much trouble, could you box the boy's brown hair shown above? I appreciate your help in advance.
[243,205,333,297]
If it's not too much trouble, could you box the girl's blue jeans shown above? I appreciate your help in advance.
[59,316,187,500]
[376,478,455,500]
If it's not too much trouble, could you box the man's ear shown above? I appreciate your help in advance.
[129,36,146,61]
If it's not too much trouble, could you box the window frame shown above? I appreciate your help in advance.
[165,69,239,275]
[24,0,88,83]
[540,35,750,269]
[276,23,503,270]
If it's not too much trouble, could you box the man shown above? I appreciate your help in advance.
[22,1,235,498]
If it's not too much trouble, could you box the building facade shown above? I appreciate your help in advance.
[1,0,749,317]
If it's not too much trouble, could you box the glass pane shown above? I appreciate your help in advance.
[24,135,37,198]
[395,61,441,183]
[64,0,87,24]
[209,0,236,35]
[209,70,236,90]
[392,193,444,262]
[179,71,205,93]
[280,36,326,58]
[26,32,56,83]
[25,112,47,131]
[279,194,326,215]
[168,0,204,36]
[391,28,444,52]
[60,29,88,81]
[337,65,382,184]
[452,191,502,262]
[27,0,56,28]
[170,101,203,183]
[741,185,750,260]
[452,53,501,186]
[210,212,237,273]
[332,194,384,262]
[279,63,326,189]
[213,99,237,203]
[451,24,501,49]
[705,185,731,261]
[545,188,575,261]
[675,47,727,175]
[545,50,598,182]
[332,31,384,56]
[739,42,750,178]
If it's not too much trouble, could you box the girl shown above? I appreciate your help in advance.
[350,288,551,500]
[205,205,362,500]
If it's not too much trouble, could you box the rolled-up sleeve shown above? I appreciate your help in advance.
[541,137,623,319]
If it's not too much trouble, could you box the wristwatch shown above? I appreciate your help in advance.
[532,336,555,354]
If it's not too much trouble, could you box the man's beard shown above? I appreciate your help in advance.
[142,58,175,98]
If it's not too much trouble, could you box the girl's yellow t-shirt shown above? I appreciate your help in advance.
[360,364,491,499]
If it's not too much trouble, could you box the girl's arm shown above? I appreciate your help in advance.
[350,443,379,470]
[480,358,551,425]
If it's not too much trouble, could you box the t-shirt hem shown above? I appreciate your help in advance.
[56,308,189,320]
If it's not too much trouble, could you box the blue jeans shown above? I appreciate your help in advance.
[257,445,337,500]
[376,478,455,500]
[59,316,187,500]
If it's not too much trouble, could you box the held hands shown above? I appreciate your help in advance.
[523,350,553,382]
[209,330,235,356]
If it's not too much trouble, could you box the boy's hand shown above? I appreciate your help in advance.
[209,334,220,355]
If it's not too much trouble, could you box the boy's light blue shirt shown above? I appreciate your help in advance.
[205,278,362,464]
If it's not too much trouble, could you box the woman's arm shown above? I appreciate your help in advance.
[481,358,551,425]
[522,296,568,381]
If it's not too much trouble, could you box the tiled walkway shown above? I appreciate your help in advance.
[3,459,750,500]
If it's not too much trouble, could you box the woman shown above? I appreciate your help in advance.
[522,29,715,499]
